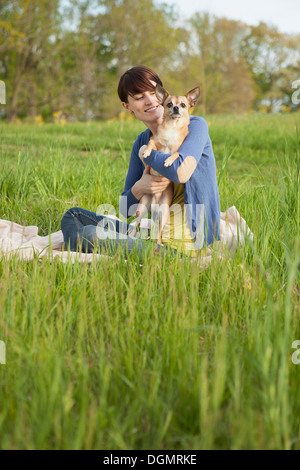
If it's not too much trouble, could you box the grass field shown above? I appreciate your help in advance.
[0,113,299,450]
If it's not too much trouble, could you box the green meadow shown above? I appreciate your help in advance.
[0,113,299,450]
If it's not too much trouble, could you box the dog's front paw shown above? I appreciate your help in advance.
[164,156,174,167]
[142,148,151,159]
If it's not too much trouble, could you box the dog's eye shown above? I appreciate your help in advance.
[167,102,173,108]
[180,103,186,108]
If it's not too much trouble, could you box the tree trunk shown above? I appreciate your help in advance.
[7,79,21,122]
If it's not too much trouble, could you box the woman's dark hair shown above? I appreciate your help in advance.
[118,65,163,103]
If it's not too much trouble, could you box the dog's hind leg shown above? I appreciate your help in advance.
[155,185,173,245]
[156,204,171,245]
[129,194,152,238]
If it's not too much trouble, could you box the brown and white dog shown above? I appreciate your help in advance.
[130,84,200,245]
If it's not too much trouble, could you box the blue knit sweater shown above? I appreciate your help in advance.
[119,116,220,248]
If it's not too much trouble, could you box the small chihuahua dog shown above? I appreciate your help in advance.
[130,84,200,245]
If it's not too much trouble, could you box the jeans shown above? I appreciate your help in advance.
[60,207,176,261]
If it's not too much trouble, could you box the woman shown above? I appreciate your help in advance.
[61,66,220,260]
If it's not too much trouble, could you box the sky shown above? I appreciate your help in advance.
[161,0,300,35]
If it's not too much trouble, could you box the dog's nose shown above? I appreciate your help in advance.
[173,106,179,113]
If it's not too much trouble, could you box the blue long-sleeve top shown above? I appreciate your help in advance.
[119,116,220,248]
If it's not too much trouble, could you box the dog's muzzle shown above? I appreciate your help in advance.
[171,106,181,118]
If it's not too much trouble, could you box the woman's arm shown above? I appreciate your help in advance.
[131,165,171,200]
[119,138,143,218]
[141,117,210,183]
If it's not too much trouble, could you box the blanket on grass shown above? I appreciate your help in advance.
[0,207,253,269]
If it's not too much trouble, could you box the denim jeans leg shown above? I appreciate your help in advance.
[60,207,150,258]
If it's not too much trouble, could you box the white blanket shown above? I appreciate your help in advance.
[0,206,253,268]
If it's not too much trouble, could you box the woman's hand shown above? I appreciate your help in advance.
[131,164,172,200]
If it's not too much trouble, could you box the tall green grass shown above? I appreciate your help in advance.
[0,113,299,449]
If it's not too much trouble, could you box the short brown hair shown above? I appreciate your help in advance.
[117,65,163,103]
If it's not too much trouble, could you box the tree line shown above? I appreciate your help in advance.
[1,0,300,122]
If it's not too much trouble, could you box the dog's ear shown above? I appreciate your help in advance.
[185,87,200,108]
[155,85,169,105]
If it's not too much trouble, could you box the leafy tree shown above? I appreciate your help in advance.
[185,13,255,114]
[1,0,299,120]
[0,0,62,121]
[241,22,285,107]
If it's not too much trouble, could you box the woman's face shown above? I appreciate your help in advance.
[122,81,164,126]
